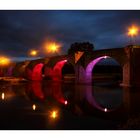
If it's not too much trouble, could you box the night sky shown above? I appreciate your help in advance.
[0,10,140,61]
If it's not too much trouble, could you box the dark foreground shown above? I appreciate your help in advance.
[0,79,140,130]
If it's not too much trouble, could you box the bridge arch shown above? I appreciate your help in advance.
[12,61,30,78]
[44,59,69,81]
[85,55,122,84]
[32,63,44,81]
[52,59,67,81]
[25,58,50,81]
[26,63,44,81]
[84,85,123,112]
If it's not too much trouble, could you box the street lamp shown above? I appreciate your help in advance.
[29,50,38,57]
[0,56,10,66]
[127,25,139,44]
[45,42,61,55]
[0,56,10,77]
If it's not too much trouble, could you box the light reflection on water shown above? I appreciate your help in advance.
[0,81,140,129]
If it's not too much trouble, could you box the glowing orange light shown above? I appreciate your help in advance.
[64,100,68,105]
[50,110,58,119]
[32,104,36,111]
[128,25,139,37]
[1,93,5,100]
[0,56,10,66]
[30,50,38,56]
[45,42,61,53]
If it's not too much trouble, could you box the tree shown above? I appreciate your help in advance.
[68,42,94,54]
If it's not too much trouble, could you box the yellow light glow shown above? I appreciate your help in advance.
[1,93,5,100]
[0,56,10,66]
[45,42,61,53]
[32,104,36,111]
[128,25,139,37]
[50,110,58,119]
[30,50,38,56]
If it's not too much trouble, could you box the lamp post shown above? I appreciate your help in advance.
[127,25,139,45]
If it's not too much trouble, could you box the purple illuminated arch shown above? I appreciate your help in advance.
[85,85,116,112]
[86,56,109,75]
[52,60,67,81]
[85,56,109,83]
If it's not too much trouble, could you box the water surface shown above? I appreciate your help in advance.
[0,81,140,130]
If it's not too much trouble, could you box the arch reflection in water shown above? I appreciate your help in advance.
[75,84,123,113]
[43,82,68,105]
[25,81,123,114]
[27,81,67,106]
[27,82,45,100]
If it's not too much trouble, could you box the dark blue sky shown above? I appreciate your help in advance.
[0,10,140,61]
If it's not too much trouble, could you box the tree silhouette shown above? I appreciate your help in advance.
[68,42,94,54]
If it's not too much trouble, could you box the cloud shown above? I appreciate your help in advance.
[0,10,140,61]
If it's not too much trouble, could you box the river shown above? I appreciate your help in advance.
[0,80,140,130]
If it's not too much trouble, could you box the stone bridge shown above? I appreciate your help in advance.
[1,45,140,87]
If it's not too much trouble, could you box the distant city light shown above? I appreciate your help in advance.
[1,93,5,100]
[128,25,139,37]
[30,50,38,56]
[0,56,10,66]
[32,104,36,111]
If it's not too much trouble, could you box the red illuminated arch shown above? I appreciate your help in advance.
[26,63,44,81]
[52,60,67,81]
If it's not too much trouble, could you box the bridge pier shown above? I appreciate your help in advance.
[122,61,131,87]
[122,46,140,87]
[75,65,92,84]
[75,65,85,84]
